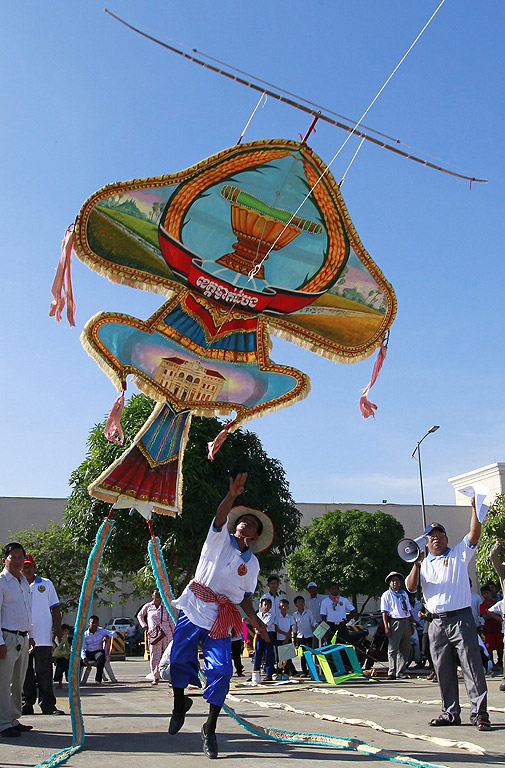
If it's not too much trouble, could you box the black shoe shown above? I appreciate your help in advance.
[21,705,34,716]
[42,709,65,715]
[499,683,505,692]
[201,724,218,759]
[473,715,492,732]
[168,696,193,734]
[14,723,33,732]
[1,727,21,738]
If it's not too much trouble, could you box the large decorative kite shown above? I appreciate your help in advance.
[52,138,396,516]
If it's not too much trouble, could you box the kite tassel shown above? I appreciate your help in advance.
[104,384,126,445]
[359,334,388,419]
[207,419,237,461]
[49,225,76,327]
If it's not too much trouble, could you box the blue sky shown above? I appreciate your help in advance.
[2,1,504,508]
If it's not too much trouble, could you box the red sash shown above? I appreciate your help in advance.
[189,579,243,639]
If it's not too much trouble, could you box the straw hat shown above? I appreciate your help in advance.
[227,506,274,554]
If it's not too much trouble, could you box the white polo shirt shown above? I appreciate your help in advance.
[305,593,324,623]
[420,536,476,614]
[260,591,283,624]
[275,612,294,641]
[293,608,316,638]
[29,575,59,646]
[256,609,275,632]
[380,588,411,619]
[320,595,354,623]
[173,518,259,631]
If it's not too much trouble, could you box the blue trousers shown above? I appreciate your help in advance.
[170,611,233,706]
[254,632,275,677]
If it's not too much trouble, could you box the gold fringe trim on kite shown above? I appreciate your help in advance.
[267,322,378,365]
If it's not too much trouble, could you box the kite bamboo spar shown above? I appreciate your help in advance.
[104,7,487,185]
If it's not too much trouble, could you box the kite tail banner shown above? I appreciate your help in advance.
[104,386,126,445]
[148,535,178,624]
[207,419,237,461]
[360,334,389,419]
[34,518,114,768]
[49,225,76,327]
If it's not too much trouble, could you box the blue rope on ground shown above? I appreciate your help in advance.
[33,518,115,768]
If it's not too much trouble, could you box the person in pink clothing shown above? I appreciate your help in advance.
[137,588,174,684]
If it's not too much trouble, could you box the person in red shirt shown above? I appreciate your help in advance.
[480,585,504,670]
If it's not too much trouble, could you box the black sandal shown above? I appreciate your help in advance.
[429,715,461,727]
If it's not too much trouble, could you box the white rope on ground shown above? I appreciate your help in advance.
[247,0,448,280]
[226,692,495,757]
[309,686,505,713]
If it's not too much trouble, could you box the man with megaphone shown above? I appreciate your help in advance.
[406,497,491,732]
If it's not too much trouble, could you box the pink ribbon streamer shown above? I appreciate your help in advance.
[104,388,126,445]
[49,225,76,326]
[359,335,388,419]
[207,419,236,461]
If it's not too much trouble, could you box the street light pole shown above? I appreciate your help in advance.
[412,426,440,531]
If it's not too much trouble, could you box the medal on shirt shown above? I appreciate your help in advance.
[237,563,248,576]
[444,558,449,567]
[38,585,46,593]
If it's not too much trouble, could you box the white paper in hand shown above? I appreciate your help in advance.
[458,483,490,523]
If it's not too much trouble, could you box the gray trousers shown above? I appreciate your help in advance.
[388,619,411,676]
[0,632,29,732]
[429,608,488,722]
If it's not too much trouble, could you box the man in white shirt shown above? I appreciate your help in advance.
[168,473,273,759]
[293,596,316,676]
[81,616,115,684]
[0,542,33,739]
[21,554,63,716]
[305,582,324,624]
[380,572,412,680]
[407,499,491,732]
[319,583,357,644]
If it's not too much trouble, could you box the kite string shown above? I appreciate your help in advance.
[339,136,366,187]
[247,0,448,280]
[238,92,267,144]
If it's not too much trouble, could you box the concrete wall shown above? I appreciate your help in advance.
[0,496,144,625]
[0,493,485,619]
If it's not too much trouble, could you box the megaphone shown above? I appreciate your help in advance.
[397,535,428,563]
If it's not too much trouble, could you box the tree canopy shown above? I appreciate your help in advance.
[63,394,301,597]
[476,493,505,585]
[10,521,118,612]
[286,507,406,611]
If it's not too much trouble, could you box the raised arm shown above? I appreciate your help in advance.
[240,594,270,642]
[468,496,481,547]
[406,555,423,593]
[214,472,247,529]
[489,540,505,582]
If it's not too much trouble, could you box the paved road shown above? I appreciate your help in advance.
[3,658,505,768]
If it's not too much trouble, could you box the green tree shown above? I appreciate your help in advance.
[10,521,118,613]
[287,508,405,611]
[476,493,505,585]
[64,394,301,597]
